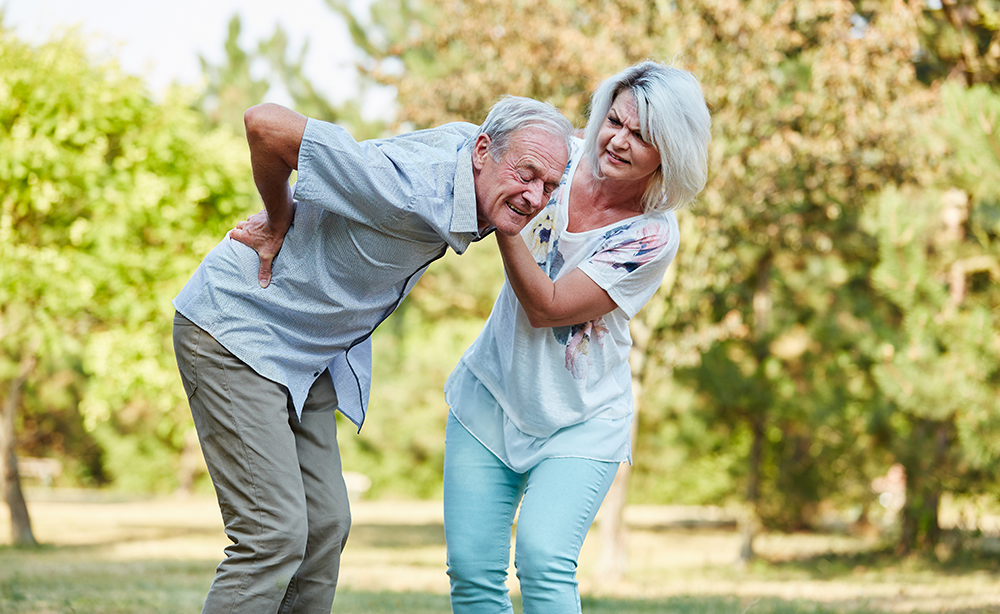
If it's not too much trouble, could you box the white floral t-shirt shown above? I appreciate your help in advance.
[446,138,680,472]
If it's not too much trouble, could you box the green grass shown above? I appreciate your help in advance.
[0,549,890,614]
[2,494,998,613]
[0,545,988,614]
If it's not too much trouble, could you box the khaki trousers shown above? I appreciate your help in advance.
[173,312,351,614]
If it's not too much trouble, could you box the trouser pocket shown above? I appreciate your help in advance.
[172,311,202,399]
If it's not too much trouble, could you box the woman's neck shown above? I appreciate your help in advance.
[566,159,647,233]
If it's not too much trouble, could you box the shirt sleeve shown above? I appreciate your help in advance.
[291,119,400,226]
[292,119,478,232]
[577,212,680,319]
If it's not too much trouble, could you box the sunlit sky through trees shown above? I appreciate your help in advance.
[3,0,363,106]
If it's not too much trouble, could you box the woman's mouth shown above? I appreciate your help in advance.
[606,150,629,164]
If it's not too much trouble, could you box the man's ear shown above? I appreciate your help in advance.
[472,134,492,171]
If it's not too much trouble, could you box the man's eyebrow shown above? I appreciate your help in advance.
[518,160,545,178]
[520,159,559,180]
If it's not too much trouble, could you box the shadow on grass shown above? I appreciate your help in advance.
[759,532,1000,580]
[335,593,884,614]
[348,522,446,548]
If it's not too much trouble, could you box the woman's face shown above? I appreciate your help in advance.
[596,89,661,183]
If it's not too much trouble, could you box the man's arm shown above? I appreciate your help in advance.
[231,103,308,288]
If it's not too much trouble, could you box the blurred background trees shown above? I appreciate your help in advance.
[2,0,998,562]
[0,24,257,542]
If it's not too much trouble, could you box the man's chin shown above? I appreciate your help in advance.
[494,223,526,237]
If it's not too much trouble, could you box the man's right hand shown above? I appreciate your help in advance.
[231,208,291,288]
[240,103,307,288]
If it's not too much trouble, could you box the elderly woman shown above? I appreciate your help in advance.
[442,60,713,614]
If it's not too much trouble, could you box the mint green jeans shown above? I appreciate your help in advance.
[443,412,618,614]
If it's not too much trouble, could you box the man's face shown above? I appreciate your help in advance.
[472,127,568,236]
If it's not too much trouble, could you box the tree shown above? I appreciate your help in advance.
[250,0,997,560]
[0,23,256,538]
[343,0,936,550]
[866,82,1000,552]
[198,15,272,132]
[199,13,386,139]
[914,0,1000,85]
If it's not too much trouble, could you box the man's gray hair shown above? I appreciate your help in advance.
[477,95,575,160]
[583,60,712,213]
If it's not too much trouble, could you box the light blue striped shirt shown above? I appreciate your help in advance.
[173,118,484,430]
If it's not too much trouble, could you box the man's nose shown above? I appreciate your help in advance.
[525,181,545,208]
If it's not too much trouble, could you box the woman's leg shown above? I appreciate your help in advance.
[444,413,525,614]
[513,457,618,614]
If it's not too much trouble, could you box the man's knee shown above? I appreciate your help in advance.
[262,513,310,565]
[312,508,352,552]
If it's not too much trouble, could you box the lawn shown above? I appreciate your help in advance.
[1,490,998,613]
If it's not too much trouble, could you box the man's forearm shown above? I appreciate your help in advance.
[244,103,308,233]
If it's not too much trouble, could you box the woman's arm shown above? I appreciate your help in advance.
[496,232,619,328]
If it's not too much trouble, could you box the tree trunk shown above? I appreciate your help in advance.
[898,420,948,554]
[1,354,38,547]
[739,418,764,563]
[594,319,650,585]
[740,255,772,563]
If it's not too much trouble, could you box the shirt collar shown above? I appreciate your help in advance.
[451,141,481,235]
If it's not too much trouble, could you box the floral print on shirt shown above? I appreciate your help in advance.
[553,319,611,379]
[519,141,672,380]
[591,218,672,274]
[528,213,672,380]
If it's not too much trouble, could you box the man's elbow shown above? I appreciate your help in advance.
[244,103,305,168]
[244,103,279,141]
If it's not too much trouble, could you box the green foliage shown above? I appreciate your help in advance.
[864,81,1000,549]
[199,12,387,139]
[915,0,1000,85]
[4,0,1000,557]
[198,15,271,131]
[342,247,505,497]
[0,25,255,491]
[326,0,1000,546]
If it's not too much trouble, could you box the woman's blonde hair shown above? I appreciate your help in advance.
[582,60,712,212]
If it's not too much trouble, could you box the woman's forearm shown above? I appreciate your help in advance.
[496,232,618,328]
[496,232,559,327]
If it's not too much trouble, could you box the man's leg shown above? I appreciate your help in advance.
[278,370,351,613]
[443,413,525,614]
[513,457,618,614]
[173,313,309,614]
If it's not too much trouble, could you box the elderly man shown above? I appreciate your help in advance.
[171,97,572,614]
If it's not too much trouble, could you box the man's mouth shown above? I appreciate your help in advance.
[506,202,529,216]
